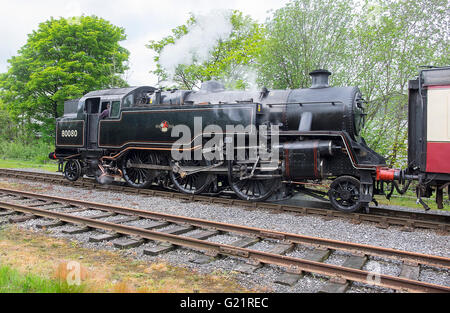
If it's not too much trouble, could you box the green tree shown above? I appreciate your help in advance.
[256,0,355,89]
[257,0,448,166]
[354,0,450,167]
[147,10,264,90]
[0,15,130,141]
[0,101,16,141]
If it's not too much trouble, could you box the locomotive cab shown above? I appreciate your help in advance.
[53,86,156,179]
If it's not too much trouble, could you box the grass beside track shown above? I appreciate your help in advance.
[0,265,86,293]
[0,225,254,293]
[0,158,58,172]
[375,194,450,211]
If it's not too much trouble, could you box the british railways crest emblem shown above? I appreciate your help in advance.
[156,121,172,133]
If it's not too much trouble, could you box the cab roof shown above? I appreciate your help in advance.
[83,86,152,98]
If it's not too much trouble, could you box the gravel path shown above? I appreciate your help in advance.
[0,174,449,293]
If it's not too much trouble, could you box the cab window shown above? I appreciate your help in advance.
[123,94,134,108]
[110,101,121,118]
[100,101,109,113]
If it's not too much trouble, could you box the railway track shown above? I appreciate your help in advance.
[0,187,449,293]
[0,168,448,234]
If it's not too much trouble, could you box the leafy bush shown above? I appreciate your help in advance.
[0,139,54,163]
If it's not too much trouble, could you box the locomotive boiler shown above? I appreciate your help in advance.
[50,70,389,212]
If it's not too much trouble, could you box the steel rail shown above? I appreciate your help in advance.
[0,199,448,293]
[0,168,449,232]
[0,187,449,269]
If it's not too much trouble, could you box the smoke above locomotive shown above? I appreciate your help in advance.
[51,69,390,212]
[158,10,233,79]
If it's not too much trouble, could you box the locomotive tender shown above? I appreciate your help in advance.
[50,68,450,212]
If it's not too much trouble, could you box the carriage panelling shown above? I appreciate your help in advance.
[426,85,450,174]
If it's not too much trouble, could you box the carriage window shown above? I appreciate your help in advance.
[110,101,120,118]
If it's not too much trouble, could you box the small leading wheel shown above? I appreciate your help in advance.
[170,159,214,194]
[64,160,81,182]
[328,176,362,212]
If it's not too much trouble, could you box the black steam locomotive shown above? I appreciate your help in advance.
[51,69,392,212]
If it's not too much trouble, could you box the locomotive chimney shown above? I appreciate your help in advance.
[309,69,331,89]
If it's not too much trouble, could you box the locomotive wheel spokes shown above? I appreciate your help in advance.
[121,150,156,188]
[64,160,82,182]
[170,159,214,194]
[328,176,362,212]
[227,160,280,201]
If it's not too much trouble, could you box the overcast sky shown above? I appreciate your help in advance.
[0,0,290,86]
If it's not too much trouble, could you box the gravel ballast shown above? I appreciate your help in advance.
[0,173,449,293]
